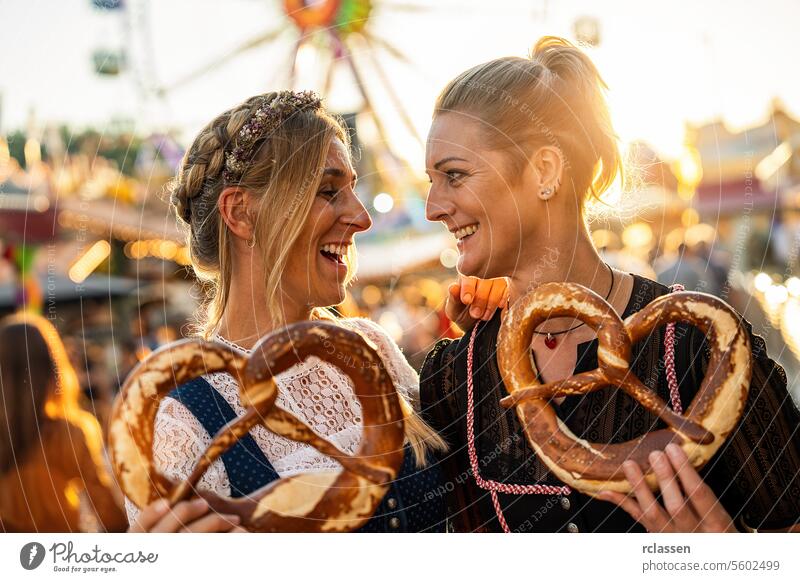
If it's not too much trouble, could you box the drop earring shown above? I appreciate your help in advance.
[247,235,257,248]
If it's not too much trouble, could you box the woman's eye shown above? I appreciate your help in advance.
[318,188,339,200]
[447,170,467,183]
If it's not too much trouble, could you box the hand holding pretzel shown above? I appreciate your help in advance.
[497,282,751,496]
[596,443,737,532]
[109,321,405,532]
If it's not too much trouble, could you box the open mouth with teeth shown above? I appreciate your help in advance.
[320,243,347,265]
[454,223,479,242]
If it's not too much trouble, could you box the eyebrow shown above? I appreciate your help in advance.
[323,167,358,182]
[433,156,469,170]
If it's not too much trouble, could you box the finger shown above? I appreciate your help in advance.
[665,444,706,500]
[500,287,510,310]
[127,499,170,533]
[481,279,507,321]
[459,276,478,306]
[469,278,491,319]
[149,498,212,533]
[448,282,461,304]
[666,444,731,529]
[649,450,698,531]
[179,513,241,533]
[623,460,670,532]
[445,283,466,322]
[596,491,643,522]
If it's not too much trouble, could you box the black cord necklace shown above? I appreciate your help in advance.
[533,262,615,349]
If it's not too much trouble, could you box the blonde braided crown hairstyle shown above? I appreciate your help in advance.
[168,91,349,338]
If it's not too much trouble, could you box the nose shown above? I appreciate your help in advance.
[341,190,373,234]
[425,182,455,224]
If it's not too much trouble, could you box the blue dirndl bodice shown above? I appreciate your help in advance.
[168,377,446,532]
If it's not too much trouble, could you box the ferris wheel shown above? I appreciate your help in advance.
[89,1,439,194]
[154,1,435,191]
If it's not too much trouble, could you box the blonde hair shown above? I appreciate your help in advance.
[398,390,447,465]
[435,36,622,208]
[168,93,445,464]
[169,92,348,337]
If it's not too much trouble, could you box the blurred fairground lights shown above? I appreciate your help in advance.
[1,0,800,394]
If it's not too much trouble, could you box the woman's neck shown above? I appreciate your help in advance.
[216,281,311,350]
[508,223,611,303]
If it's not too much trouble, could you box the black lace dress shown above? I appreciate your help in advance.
[420,274,800,532]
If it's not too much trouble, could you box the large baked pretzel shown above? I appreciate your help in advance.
[497,283,751,495]
[108,321,405,532]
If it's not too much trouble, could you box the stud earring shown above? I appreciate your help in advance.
[247,235,257,248]
[539,186,554,201]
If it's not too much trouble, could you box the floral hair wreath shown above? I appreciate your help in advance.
[223,90,323,183]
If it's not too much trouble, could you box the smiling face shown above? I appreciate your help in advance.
[281,137,371,310]
[425,112,549,279]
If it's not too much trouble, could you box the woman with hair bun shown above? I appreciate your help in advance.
[421,36,800,533]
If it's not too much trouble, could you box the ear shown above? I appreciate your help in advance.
[217,186,255,242]
[530,145,564,192]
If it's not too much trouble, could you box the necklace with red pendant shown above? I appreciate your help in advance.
[536,264,615,350]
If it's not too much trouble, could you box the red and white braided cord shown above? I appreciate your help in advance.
[466,324,570,533]
[664,283,684,414]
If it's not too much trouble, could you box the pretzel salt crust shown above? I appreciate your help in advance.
[497,282,751,496]
[108,321,405,532]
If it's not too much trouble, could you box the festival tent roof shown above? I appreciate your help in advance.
[56,197,183,243]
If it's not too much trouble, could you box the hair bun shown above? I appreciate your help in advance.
[531,36,606,92]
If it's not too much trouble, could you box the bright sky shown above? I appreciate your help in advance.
[2,0,799,163]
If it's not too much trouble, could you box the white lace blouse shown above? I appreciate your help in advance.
[124,317,419,525]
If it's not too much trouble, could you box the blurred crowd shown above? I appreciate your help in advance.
[0,275,459,532]
[1,233,796,532]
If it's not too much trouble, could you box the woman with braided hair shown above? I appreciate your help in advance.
[126,90,505,533]
[420,36,800,533]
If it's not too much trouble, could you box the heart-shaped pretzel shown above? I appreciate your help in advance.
[497,282,751,495]
[108,321,405,532]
